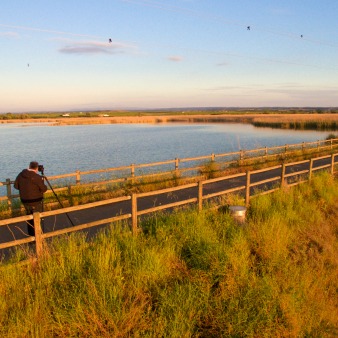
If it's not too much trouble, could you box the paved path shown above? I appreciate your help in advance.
[0,156,335,252]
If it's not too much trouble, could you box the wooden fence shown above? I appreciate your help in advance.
[1,137,338,207]
[0,152,337,260]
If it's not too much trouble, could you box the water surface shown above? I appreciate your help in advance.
[0,122,331,181]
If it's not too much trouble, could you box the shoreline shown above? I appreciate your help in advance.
[2,113,338,126]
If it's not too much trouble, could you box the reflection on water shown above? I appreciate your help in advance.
[0,122,331,181]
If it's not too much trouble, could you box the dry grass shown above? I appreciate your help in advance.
[2,113,338,127]
[1,172,338,337]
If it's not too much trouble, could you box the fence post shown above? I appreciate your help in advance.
[175,158,179,173]
[76,170,81,185]
[6,179,12,207]
[245,171,251,207]
[309,158,314,180]
[265,146,268,157]
[281,164,286,188]
[131,193,138,235]
[331,139,333,150]
[239,150,244,165]
[331,154,335,175]
[285,144,288,153]
[198,181,203,211]
[130,164,135,184]
[33,212,43,258]
[211,153,215,162]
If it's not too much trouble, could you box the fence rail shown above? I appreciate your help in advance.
[1,152,337,260]
[2,138,338,207]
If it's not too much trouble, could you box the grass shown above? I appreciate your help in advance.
[1,172,338,337]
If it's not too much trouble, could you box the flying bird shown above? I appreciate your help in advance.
[108,38,112,43]
[27,63,29,67]
[247,26,250,30]
[300,35,303,38]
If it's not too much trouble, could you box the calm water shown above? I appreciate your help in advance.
[0,122,331,181]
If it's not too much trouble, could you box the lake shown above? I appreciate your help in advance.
[0,122,332,182]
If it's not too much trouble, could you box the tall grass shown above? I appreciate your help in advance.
[1,172,338,337]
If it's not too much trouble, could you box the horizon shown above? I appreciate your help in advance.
[3,106,338,115]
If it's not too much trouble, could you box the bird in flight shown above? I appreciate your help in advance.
[27,63,30,67]
[300,35,303,38]
[109,38,112,43]
[247,26,250,30]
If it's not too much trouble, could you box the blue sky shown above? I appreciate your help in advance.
[1,0,338,113]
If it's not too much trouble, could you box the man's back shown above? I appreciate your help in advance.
[14,169,47,202]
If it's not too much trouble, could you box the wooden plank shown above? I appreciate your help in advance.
[313,154,331,161]
[180,154,213,162]
[203,185,246,200]
[42,214,131,239]
[137,198,197,216]
[245,171,251,206]
[0,236,34,249]
[251,187,280,197]
[204,172,246,184]
[214,150,240,158]
[0,215,33,227]
[249,176,281,187]
[80,165,132,175]
[41,196,131,217]
[135,159,176,168]
[288,180,307,187]
[251,165,282,175]
[137,183,198,198]
[132,194,137,234]
[34,213,43,258]
[285,159,310,167]
[312,164,331,171]
[284,170,309,178]
[48,173,77,180]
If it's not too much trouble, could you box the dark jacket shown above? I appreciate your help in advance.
[14,169,47,203]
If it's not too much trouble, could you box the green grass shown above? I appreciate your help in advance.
[1,172,338,337]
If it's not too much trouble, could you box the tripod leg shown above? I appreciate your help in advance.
[42,174,75,227]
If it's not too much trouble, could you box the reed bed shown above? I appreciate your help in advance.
[1,172,338,337]
[252,114,338,131]
[2,112,338,129]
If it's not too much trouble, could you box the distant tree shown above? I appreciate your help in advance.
[3,113,14,120]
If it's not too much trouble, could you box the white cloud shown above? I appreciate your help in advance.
[216,61,229,67]
[59,40,137,55]
[168,55,183,62]
[0,31,19,38]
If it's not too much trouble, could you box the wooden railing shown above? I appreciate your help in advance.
[1,138,338,207]
[1,153,337,259]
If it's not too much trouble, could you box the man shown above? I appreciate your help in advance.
[14,161,47,236]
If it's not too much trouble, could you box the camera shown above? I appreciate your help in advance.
[38,164,44,173]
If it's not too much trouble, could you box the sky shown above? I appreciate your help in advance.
[1,0,338,113]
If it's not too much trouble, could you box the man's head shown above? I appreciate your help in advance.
[29,161,39,171]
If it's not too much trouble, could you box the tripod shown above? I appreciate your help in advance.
[41,171,75,227]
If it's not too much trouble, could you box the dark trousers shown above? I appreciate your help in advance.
[23,201,44,236]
